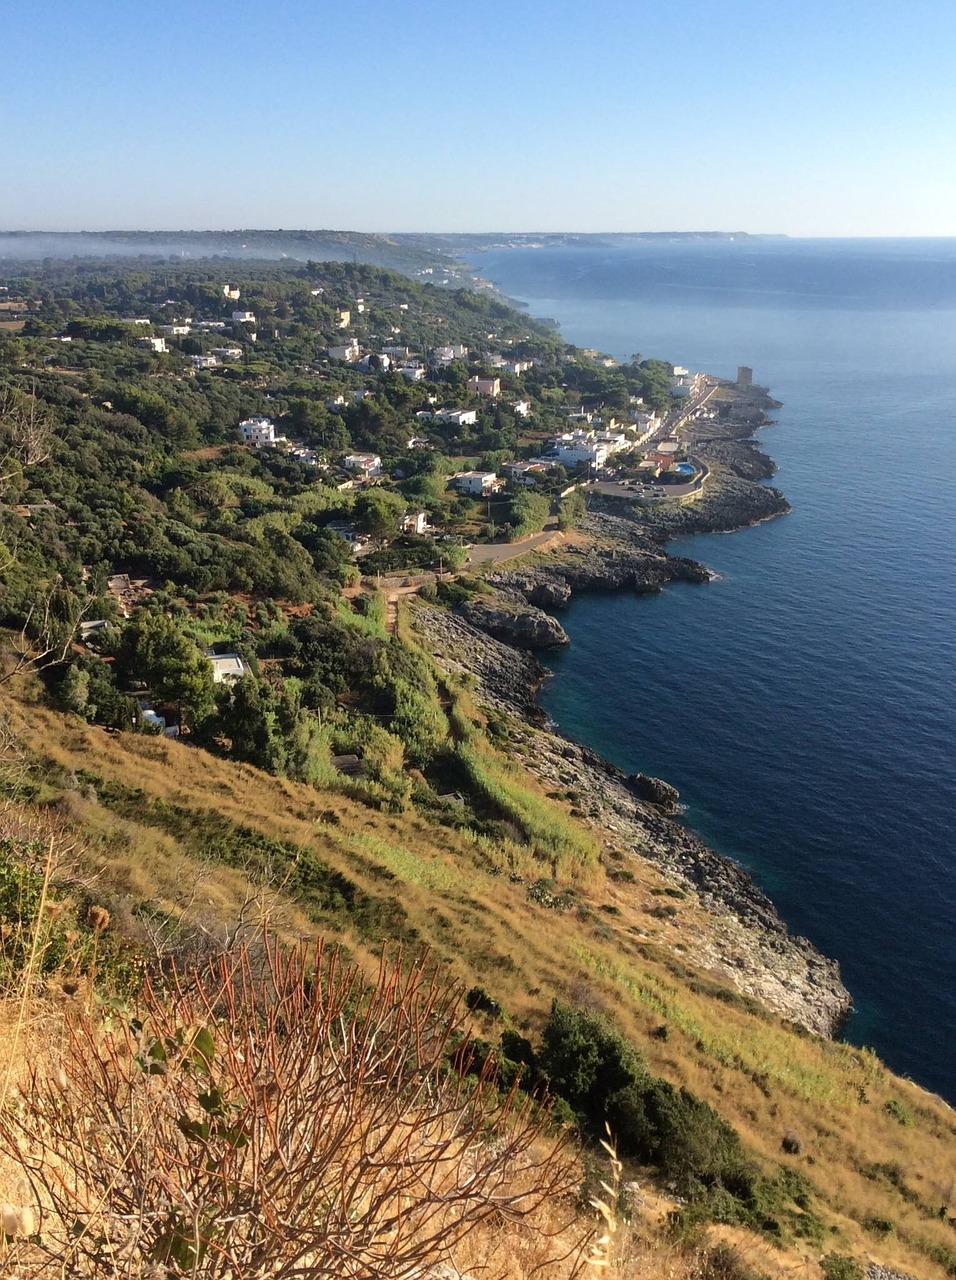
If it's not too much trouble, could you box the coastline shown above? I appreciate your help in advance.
[415,382,854,1037]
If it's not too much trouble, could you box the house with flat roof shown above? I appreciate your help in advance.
[451,470,497,496]
[467,376,501,398]
[239,416,277,447]
[435,408,478,427]
[343,453,382,474]
[205,651,247,684]
[328,340,361,363]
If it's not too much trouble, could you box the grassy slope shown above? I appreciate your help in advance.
[2,675,955,1279]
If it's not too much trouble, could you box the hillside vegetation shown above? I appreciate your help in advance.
[0,257,953,1279]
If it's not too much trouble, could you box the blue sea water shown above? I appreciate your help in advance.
[471,239,956,1101]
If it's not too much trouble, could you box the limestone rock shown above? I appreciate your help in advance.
[629,773,681,813]
[459,599,569,650]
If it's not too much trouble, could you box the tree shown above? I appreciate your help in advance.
[214,675,287,773]
[118,614,215,726]
[354,489,406,542]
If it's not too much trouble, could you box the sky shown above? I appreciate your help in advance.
[3,0,956,236]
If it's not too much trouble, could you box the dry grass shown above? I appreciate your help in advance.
[1,679,955,1278]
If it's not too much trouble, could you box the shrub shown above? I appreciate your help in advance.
[884,1097,913,1126]
[464,985,502,1018]
[538,1001,644,1119]
[820,1254,864,1280]
[0,939,584,1278]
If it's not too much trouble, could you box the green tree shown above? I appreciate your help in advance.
[215,675,287,773]
[118,614,215,726]
[354,489,406,542]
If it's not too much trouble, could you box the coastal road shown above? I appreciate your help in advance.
[464,519,568,566]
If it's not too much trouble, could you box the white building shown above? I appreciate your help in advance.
[325,520,369,553]
[159,324,191,337]
[239,416,277,447]
[212,346,243,360]
[231,311,256,324]
[205,651,247,684]
[503,461,547,486]
[402,511,429,535]
[343,453,382,474]
[431,344,468,365]
[435,408,478,427]
[552,440,609,468]
[328,340,361,363]
[382,345,412,359]
[398,366,426,382]
[335,309,351,329]
[223,285,240,300]
[452,470,497,496]
[189,354,220,370]
[138,336,167,353]
[358,352,390,371]
[670,366,699,397]
[512,400,532,418]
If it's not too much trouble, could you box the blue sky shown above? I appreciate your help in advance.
[3,0,956,235]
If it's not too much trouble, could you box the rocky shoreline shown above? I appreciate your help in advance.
[417,384,853,1036]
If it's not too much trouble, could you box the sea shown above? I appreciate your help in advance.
[468,238,956,1102]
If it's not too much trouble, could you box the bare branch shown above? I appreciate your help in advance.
[0,938,590,1278]
[0,384,51,494]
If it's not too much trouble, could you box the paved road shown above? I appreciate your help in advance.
[464,519,564,566]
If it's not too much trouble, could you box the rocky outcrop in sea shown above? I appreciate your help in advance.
[459,598,569,650]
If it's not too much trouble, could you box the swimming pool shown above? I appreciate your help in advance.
[673,462,696,477]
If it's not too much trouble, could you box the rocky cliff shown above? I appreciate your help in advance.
[416,603,851,1038]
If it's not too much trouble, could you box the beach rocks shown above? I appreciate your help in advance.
[630,773,681,813]
[459,599,569,650]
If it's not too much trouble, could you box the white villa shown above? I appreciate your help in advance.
[451,471,498,496]
[436,408,478,427]
[503,461,547,486]
[343,453,382,475]
[239,416,277,447]
[205,650,248,684]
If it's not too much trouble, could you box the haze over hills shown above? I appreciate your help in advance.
[0,228,783,267]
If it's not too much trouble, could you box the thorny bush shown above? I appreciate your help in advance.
[0,938,586,1278]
